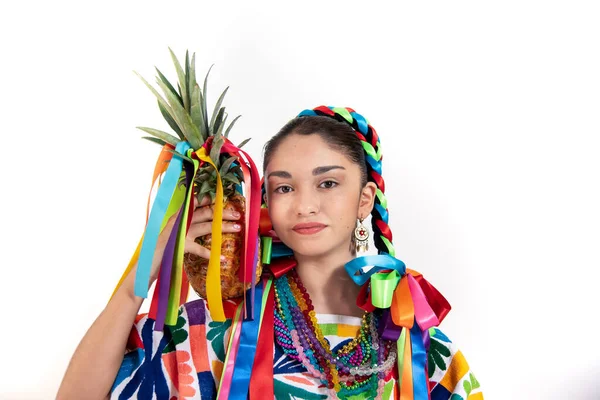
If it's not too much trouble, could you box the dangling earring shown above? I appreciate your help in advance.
[354,218,369,253]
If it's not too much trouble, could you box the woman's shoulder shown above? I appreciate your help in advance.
[427,327,483,400]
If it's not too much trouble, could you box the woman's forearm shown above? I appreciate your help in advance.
[56,270,144,400]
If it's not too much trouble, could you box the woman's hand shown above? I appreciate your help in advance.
[150,196,242,282]
[184,195,243,259]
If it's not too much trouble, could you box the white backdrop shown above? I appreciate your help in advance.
[1,1,599,399]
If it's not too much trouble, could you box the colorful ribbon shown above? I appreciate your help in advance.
[217,278,273,400]
[135,141,191,298]
[344,254,451,400]
[111,137,262,327]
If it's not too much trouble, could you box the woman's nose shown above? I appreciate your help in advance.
[294,189,319,216]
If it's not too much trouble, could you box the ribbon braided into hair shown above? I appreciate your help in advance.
[297,106,395,257]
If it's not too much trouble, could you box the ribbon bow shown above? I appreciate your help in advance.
[345,254,451,400]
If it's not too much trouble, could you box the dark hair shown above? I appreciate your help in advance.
[263,115,368,187]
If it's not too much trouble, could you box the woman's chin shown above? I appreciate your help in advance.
[288,242,349,261]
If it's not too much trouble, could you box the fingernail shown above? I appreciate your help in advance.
[233,224,241,229]
[232,212,240,218]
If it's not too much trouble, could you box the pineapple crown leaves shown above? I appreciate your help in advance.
[135,48,252,201]
[134,48,250,165]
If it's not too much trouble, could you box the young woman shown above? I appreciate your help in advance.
[58,106,482,400]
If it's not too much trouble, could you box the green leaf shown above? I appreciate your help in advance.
[463,380,472,395]
[219,156,238,175]
[141,136,167,147]
[166,149,194,163]
[431,338,451,357]
[428,355,435,378]
[215,112,228,138]
[134,71,179,131]
[224,115,241,138]
[222,172,240,185]
[156,78,202,149]
[210,135,224,166]
[136,127,180,146]
[197,89,208,141]
[196,172,211,181]
[210,86,229,132]
[190,84,205,140]
[470,373,480,389]
[168,47,189,111]
[237,138,251,149]
[430,346,447,371]
[184,50,191,112]
[188,52,197,98]
[199,179,212,194]
[155,67,182,106]
[202,65,213,134]
[158,101,185,140]
[273,379,327,399]
[212,107,226,137]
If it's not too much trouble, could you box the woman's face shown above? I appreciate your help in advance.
[264,133,375,259]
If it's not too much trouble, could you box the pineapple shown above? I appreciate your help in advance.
[135,48,262,299]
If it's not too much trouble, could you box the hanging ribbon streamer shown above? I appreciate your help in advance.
[165,153,199,324]
[194,146,226,322]
[217,278,273,400]
[222,140,262,319]
[134,141,191,298]
[248,277,275,400]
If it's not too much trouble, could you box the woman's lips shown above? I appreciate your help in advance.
[292,223,327,235]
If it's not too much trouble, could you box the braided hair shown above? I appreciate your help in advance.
[262,105,394,258]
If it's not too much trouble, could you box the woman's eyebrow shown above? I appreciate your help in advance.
[313,165,345,175]
[267,170,292,179]
[267,165,345,180]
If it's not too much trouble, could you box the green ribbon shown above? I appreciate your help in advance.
[370,270,401,308]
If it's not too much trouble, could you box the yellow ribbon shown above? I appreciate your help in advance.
[195,147,226,321]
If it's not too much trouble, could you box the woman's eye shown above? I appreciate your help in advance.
[274,185,293,194]
[319,180,338,189]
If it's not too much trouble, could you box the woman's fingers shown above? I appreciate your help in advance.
[185,222,241,260]
[184,240,212,259]
[192,205,241,223]
[186,221,242,241]
[194,195,211,207]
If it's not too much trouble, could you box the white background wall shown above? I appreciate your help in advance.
[1,1,599,399]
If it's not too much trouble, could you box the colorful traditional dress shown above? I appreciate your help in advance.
[110,297,483,399]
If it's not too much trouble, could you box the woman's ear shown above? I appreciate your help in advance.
[358,182,377,219]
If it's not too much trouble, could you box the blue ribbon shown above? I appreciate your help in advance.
[350,111,368,134]
[344,254,406,286]
[410,323,429,399]
[365,154,382,174]
[374,203,388,223]
[135,141,191,298]
[271,242,294,258]
[228,280,265,399]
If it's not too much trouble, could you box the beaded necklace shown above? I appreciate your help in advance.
[273,269,397,400]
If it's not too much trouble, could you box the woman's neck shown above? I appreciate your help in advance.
[293,251,364,318]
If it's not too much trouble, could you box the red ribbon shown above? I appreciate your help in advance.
[248,278,275,399]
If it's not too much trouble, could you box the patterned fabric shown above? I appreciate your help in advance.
[111,300,482,399]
